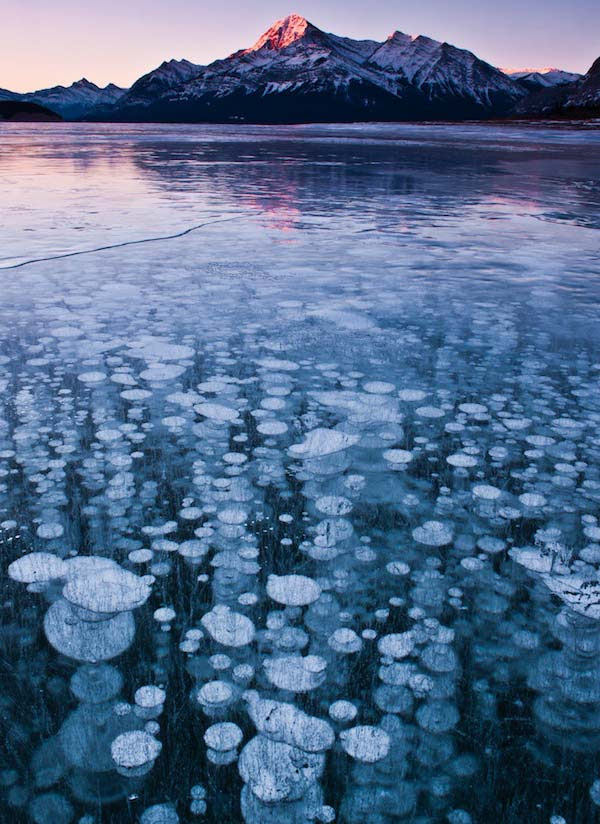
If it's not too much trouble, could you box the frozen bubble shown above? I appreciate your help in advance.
[542,574,600,620]
[256,358,299,371]
[233,663,255,685]
[416,700,459,733]
[140,364,186,382]
[135,686,166,709]
[140,804,179,824]
[142,521,177,536]
[328,700,358,724]
[210,653,231,671]
[477,536,506,555]
[472,484,501,501]
[161,415,186,428]
[96,428,122,443]
[64,556,119,579]
[503,417,532,431]
[363,381,395,394]
[153,607,176,623]
[152,539,178,553]
[289,428,360,459]
[461,557,485,572]
[70,663,123,703]
[78,371,106,384]
[398,389,427,402]
[129,549,154,564]
[458,403,487,415]
[51,326,83,339]
[120,389,152,401]
[217,506,248,525]
[44,599,135,662]
[447,453,477,468]
[224,452,248,465]
[178,540,209,561]
[383,449,413,465]
[264,654,327,692]
[191,785,207,800]
[238,735,325,803]
[201,605,255,647]
[196,402,240,423]
[412,521,453,547]
[36,522,64,539]
[416,406,445,418]
[328,627,363,654]
[386,560,410,576]
[378,631,415,659]
[340,725,390,763]
[584,525,600,542]
[166,390,200,407]
[179,507,203,521]
[499,506,521,521]
[448,811,473,824]
[267,574,321,607]
[111,730,161,768]
[8,552,68,583]
[519,492,547,508]
[244,692,334,752]
[194,680,234,711]
[204,722,243,752]
[315,496,353,516]
[62,567,151,614]
[111,372,137,386]
[29,793,74,824]
[421,643,458,673]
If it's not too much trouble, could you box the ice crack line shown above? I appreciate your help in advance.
[0,215,248,271]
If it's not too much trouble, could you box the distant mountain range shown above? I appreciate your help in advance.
[502,67,582,93]
[513,56,600,117]
[0,15,594,122]
[0,78,126,120]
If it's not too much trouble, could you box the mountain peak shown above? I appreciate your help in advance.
[386,31,416,43]
[248,13,318,52]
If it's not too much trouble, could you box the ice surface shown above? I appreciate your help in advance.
[2,122,600,823]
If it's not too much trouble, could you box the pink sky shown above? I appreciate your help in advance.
[1,0,595,92]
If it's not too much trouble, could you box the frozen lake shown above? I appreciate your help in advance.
[1,122,600,824]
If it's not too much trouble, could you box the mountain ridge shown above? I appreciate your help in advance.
[0,15,592,122]
[101,13,526,123]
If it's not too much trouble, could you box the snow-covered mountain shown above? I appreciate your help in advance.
[105,14,526,123]
[114,59,203,110]
[514,56,600,117]
[502,67,582,92]
[0,78,127,119]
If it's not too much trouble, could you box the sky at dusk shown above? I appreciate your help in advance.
[2,0,596,92]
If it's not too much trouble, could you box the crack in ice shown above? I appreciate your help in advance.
[0,214,249,271]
